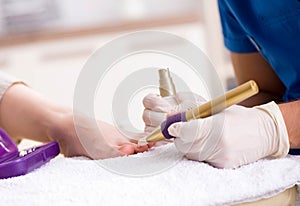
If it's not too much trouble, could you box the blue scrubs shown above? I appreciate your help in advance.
[218,0,300,102]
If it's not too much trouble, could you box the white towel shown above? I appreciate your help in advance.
[0,143,300,206]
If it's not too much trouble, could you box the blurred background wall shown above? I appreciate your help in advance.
[0,0,235,131]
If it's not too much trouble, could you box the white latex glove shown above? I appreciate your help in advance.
[168,101,290,168]
[143,92,206,133]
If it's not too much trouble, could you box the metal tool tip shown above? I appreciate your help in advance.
[138,138,148,146]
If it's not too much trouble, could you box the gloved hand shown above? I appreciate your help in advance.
[143,92,206,132]
[168,101,290,168]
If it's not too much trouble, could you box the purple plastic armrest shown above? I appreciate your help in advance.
[0,128,60,179]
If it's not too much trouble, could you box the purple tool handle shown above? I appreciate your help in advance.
[161,112,187,139]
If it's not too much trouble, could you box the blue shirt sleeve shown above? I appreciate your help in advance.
[218,0,257,53]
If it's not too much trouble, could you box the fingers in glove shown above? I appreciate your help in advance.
[143,109,167,127]
[143,93,177,112]
[168,121,198,154]
[169,118,214,161]
[176,92,206,104]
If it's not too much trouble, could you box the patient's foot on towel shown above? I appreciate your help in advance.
[0,84,151,160]
[49,112,152,160]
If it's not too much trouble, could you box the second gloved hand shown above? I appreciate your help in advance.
[168,101,290,168]
[143,92,206,133]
